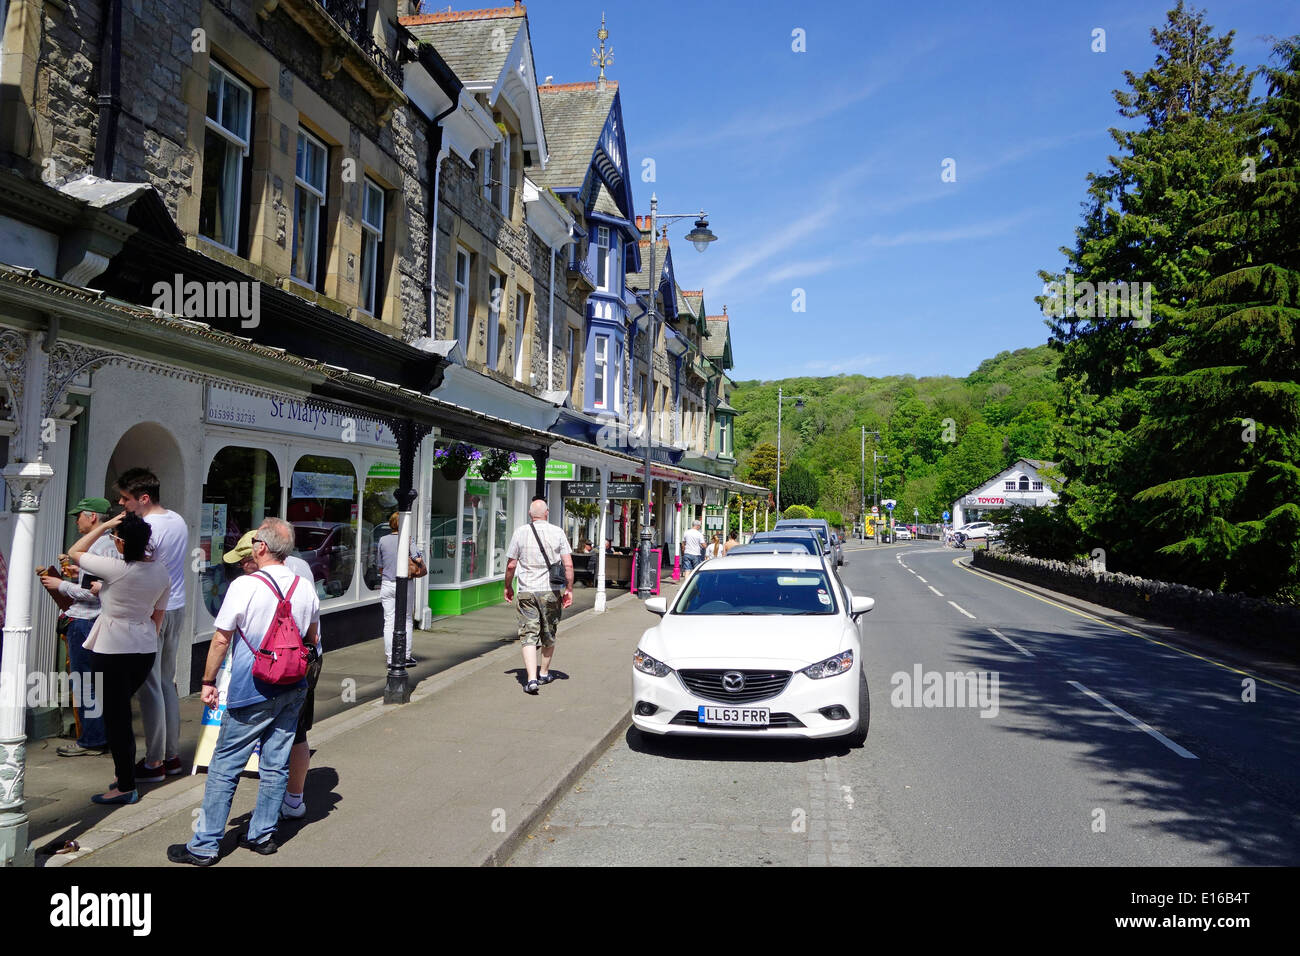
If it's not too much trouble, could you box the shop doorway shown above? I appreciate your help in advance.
[104,422,187,511]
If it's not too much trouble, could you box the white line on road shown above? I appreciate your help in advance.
[915,575,926,583]
[988,627,1034,657]
[948,601,976,619]
[927,585,944,597]
[1067,680,1198,759]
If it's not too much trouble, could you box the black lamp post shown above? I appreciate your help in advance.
[637,194,717,598]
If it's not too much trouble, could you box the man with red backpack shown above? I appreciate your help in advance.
[168,518,320,865]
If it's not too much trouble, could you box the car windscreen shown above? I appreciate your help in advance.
[674,567,838,615]
[749,535,820,554]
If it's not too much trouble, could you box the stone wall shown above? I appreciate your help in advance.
[972,549,1300,653]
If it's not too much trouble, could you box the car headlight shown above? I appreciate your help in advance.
[800,649,854,680]
[634,648,674,678]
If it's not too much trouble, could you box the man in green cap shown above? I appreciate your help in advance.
[46,497,116,756]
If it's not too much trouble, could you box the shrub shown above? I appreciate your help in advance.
[783,504,814,519]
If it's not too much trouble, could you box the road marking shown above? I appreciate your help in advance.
[989,627,1034,657]
[1067,680,1198,759]
[927,585,943,597]
[948,600,975,619]
[954,557,1300,697]
[915,575,926,583]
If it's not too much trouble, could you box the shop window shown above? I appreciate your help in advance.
[288,454,357,599]
[427,468,460,584]
[360,461,400,592]
[200,446,282,618]
[462,478,492,581]
[493,484,510,575]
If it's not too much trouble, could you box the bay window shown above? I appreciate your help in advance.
[593,334,609,409]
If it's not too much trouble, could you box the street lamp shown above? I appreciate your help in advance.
[637,194,718,599]
[775,386,804,515]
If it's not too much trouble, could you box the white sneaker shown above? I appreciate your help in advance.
[280,797,307,819]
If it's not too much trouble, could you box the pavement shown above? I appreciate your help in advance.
[35,575,672,867]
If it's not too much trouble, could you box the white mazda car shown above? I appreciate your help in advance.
[632,553,874,745]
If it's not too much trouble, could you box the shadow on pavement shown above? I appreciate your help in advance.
[624,725,855,763]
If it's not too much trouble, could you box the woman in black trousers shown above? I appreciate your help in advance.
[68,511,171,805]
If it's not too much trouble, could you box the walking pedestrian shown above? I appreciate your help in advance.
[681,520,705,573]
[722,530,740,555]
[378,512,427,667]
[222,530,319,819]
[705,533,724,560]
[67,511,170,805]
[115,468,188,782]
[503,498,572,695]
[48,498,116,757]
[168,518,319,865]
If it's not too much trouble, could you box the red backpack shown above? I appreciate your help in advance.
[237,572,309,685]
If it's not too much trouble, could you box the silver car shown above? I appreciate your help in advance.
[774,519,843,567]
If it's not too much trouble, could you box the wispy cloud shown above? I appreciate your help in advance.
[803,353,885,375]
[864,209,1041,248]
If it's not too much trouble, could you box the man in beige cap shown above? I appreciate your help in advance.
[222,530,319,820]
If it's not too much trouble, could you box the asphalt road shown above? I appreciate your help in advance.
[508,542,1300,866]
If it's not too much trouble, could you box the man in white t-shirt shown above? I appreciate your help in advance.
[116,468,188,782]
[681,520,706,573]
[504,498,573,695]
[168,517,319,865]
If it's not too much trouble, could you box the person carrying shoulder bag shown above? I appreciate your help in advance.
[503,498,573,695]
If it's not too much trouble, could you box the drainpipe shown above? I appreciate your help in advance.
[93,0,123,178]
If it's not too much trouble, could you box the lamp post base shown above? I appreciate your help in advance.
[636,531,654,598]
[383,666,411,705]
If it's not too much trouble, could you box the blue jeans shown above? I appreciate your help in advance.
[187,685,306,858]
[66,617,107,748]
[682,553,700,572]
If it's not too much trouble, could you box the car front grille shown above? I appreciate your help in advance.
[677,669,793,704]
[670,710,805,729]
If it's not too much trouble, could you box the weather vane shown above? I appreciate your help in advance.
[592,13,613,89]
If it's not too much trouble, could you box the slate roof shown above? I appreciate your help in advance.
[703,312,732,367]
[592,182,622,217]
[627,238,671,295]
[402,7,527,85]
[532,82,619,192]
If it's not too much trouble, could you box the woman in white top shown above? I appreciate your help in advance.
[705,533,724,560]
[69,511,170,805]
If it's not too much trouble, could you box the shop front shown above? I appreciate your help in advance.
[425,454,576,616]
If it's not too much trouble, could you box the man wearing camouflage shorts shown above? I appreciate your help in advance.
[503,498,573,695]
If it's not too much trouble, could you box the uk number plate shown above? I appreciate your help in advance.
[698,706,769,726]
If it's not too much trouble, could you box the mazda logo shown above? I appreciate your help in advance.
[722,671,745,693]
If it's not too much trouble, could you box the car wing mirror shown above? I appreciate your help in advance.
[645,597,667,616]
[850,596,875,619]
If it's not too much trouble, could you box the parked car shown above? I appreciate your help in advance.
[292,521,355,596]
[957,521,1001,541]
[774,518,842,567]
[895,527,912,540]
[749,530,823,556]
[633,552,874,744]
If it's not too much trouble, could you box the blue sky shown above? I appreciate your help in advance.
[527,0,1299,381]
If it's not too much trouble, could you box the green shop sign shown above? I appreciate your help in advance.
[467,458,575,481]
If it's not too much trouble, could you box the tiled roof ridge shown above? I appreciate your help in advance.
[680,289,703,296]
[538,80,618,92]
[401,3,526,26]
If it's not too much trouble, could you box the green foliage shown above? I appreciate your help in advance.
[995,505,1091,563]
[779,462,818,509]
[783,504,814,519]
[812,508,845,528]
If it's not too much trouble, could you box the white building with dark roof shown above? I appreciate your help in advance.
[953,459,1059,527]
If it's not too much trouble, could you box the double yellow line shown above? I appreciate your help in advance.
[954,557,1300,697]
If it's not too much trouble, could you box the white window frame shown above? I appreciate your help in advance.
[292,127,328,287]
[201,62,252,252]
[593,334,608,409]
[359,178,384,316]
[481,145,494,204]
[596,226,610,290]
[1032,480,1044,491]
[512,290,528,382]
[454,248,471,345]
[487,270,504,370]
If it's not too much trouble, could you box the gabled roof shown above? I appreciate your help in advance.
[627,238,676,320]
[403,6,526,89]
[592,182,622,217]
[702,308,733,369]
[401,3,547,165]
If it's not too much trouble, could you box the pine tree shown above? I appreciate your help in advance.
[1039,2,1255,568]
[1133,38,1300,601]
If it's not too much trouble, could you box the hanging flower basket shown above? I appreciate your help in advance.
[435,443,479,481]
[478,447,517,483]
